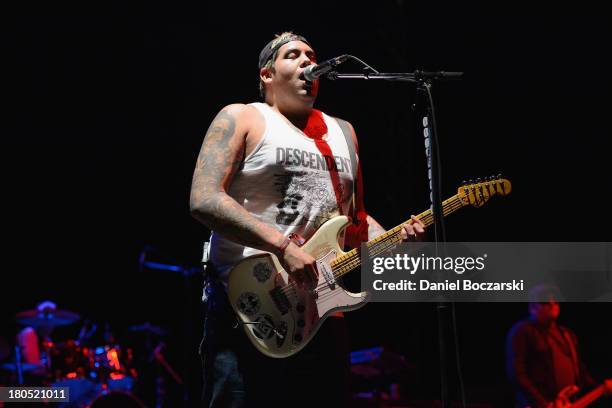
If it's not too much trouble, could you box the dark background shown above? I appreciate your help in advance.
[3,4,611,407]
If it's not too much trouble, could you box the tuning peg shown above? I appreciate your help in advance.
[497,173,503,179]
[476,177,481,183]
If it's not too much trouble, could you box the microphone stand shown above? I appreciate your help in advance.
[329,69,462,408]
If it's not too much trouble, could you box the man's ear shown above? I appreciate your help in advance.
[260,67,273,85]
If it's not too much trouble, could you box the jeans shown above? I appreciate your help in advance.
[199,282,350,408]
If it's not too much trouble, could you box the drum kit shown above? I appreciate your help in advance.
[1,305,172,407]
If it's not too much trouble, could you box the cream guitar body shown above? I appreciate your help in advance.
[228,215,368,358]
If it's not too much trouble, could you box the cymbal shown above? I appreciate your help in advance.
[1,362,45,373]
[128,322,167,336]
[16,309,81,327]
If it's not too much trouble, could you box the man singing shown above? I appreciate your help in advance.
[190,32,425,407]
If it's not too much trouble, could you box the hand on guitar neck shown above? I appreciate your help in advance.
[399,215,426,242]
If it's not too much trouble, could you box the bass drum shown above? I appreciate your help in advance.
[84,390,145,408]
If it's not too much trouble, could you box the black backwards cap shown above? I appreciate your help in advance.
[258,34,311,69]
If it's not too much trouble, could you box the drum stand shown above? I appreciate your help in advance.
[153,341,183,408]
[13,345,24,385]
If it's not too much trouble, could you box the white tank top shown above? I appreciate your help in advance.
[209,102,356,281]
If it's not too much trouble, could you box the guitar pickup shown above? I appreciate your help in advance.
[269,286,290,315]
[317,250,337,290]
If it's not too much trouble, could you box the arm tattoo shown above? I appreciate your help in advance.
[190,108,285,252]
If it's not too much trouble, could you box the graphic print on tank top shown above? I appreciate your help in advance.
[273,169,347,228]
[271,142,353,229]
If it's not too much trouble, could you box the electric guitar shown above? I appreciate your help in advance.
[227,177,512,358]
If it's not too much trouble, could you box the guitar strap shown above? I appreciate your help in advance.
[303,110,360,222]
[305,111,345,217]
[336,118,369,244]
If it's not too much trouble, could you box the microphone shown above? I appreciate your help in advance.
[301,54,349,81]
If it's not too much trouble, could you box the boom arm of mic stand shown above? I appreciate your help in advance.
[326,71,463,82]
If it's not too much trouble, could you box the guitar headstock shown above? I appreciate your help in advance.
[458,175,512,208]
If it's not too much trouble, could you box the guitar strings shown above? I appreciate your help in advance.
[318,193,495,301]
[278,197,466,298]
[278,197,465,298]
[278,227,405,297]
[314,199,467,303]
[324,197,463,279]
[276,182,507,302]
[330,196,464,274]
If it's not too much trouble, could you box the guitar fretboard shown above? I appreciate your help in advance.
[330,194,465,277]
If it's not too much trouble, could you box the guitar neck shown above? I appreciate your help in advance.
[331,194,466,277]
[572,384,606,408]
